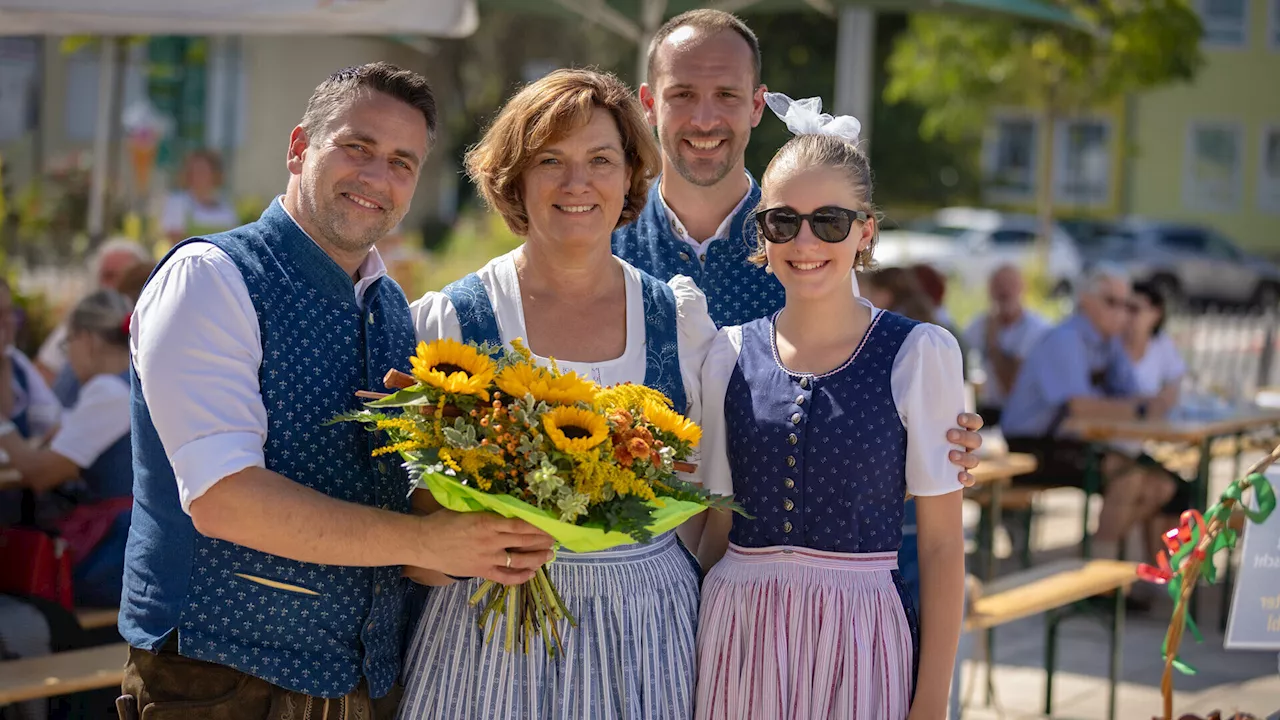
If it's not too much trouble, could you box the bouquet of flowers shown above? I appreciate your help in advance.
[335,338,743,656]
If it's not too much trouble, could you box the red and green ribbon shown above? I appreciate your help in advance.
[1137,473,1275,674]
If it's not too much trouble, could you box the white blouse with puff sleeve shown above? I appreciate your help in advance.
[699,299,966,499]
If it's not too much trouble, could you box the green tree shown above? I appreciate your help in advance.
[884,0,1204,247]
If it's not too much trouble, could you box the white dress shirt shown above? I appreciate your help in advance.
[657,172,755,261]
[49,373,131,469]
[699,299,967,499]
[1131,333,1186,397]
[962,310,1052,408]
[130,197,388,513]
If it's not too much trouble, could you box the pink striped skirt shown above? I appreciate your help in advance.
[695,545,914,720]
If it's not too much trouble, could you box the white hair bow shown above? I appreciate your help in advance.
[764,92,862,144]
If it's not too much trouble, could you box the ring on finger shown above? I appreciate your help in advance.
[505,551,512,569]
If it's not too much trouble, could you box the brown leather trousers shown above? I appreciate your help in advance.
[116,639,402,720]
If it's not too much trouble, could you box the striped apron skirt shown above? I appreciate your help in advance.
[397,531,699,720]
[695,545,914,720]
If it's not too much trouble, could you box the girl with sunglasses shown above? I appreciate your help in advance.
[692,93,966,720]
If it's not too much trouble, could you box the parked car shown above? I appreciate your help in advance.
[1092,221,1280,309]
[875,207,1084,295]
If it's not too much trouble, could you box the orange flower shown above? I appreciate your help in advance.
[627,436,652,459]
[612,426,658,465]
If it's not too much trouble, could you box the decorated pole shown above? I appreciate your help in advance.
[1138,443,1280,720]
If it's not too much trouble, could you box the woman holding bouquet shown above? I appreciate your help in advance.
[396,69,717,719]
[694,93,967,720]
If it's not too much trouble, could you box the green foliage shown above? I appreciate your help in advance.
[582,493,656,543]
[885,0,1205,142]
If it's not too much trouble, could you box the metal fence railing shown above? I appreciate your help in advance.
[1166,308,1280,401]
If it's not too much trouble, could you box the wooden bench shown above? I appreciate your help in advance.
[75,607,119,631]
[964,559,1139,720]
[0,642,126,706]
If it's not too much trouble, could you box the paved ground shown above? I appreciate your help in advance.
[957,451,1280,719]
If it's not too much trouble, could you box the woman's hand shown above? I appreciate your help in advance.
[948,412,984,487]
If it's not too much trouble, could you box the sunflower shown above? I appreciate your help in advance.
[496,363,598,405]
[409,339,495,400]
[543,406,610,454]
[643,399,702,447]
[594,383,672,412]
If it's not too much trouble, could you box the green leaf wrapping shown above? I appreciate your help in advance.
[421,471,709,553]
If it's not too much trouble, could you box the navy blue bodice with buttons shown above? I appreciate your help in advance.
[726,310,918,553]
[724,309,922,676]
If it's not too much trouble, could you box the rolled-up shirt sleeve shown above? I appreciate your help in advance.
[131,242,267,514]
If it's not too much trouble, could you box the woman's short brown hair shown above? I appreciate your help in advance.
[464,69,659,236]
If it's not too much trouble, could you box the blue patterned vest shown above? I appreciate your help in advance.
[611,179,784,329]
[120,199,416,699]
[440,268,687,413]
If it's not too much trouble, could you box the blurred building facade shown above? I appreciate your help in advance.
[981,0,1279,252]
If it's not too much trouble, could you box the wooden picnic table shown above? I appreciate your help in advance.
[1066,406,1280,446]
[1065,406,1280,626]
[965,452,1039,582]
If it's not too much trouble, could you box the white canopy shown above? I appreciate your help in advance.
[0,0,478,37]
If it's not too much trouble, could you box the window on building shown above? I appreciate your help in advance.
[1184,122,1243,211]
[1054,119,1111,205]
[1270,0,1280,49]
[64,44,149,142]
[1198,0,1248,47]
[0,38,39,142]
[1261,126,1280,213]
[985,116,1037,200]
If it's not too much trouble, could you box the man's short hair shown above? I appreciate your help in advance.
[1077,262,1130,301]
[300,62,438,146]
[646,9,762,86]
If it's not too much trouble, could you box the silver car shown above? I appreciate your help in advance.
[876,208,1083,296]
[1094,221,1280,308]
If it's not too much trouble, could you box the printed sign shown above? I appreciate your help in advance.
[1225,468,1280,650]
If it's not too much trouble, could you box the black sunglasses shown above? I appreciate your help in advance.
[754,205,870,244]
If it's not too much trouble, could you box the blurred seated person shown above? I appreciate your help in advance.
[1124,281,1185,406]
[116,260,158,304]
[860,266,937,323]
[1002,265,1185,558]
[38,240,150,409]
[36,239,150,393]
[1122,280,1194,559]
[160,149,239,244]
[962,264,1050,427]
[912,263,954,328]
[0,278,60,442]
[0,290,134,607]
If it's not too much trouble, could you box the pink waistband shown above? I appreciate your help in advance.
[724,544,898,572]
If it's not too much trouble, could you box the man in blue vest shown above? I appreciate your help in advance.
[613,11,983,714]
[118,63,554,720]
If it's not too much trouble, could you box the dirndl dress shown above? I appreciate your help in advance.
[696,308,966,720]
[397,533,699,719]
